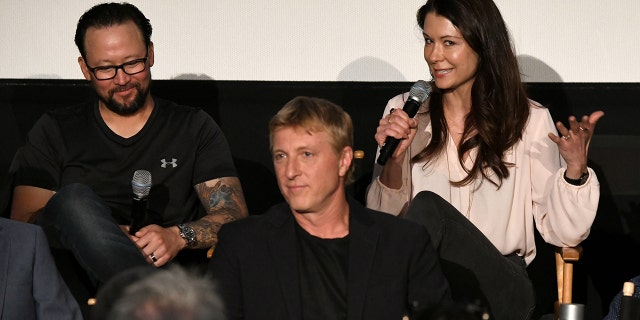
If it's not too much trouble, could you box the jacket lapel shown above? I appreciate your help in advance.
[0,223,9,317]
[346,202,378,320]
[268,209,302,320]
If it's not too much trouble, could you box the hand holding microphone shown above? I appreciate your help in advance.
[376,80,432,166]
[127,170,182,266]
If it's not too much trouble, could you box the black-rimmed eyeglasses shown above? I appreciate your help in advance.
[86,55,148,80]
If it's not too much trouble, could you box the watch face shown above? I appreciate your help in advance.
[186,228,195,240]
[179,224,196,245]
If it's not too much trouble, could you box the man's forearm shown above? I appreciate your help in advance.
[183,212,236,249]
[190,178,248,249]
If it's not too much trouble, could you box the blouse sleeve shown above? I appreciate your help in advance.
[530,106,600,247]
[366,93,413,216]
[366,157,412,216]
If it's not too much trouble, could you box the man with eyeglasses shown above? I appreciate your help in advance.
[9,1,248,306]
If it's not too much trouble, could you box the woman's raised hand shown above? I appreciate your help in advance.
[549,110,605,177]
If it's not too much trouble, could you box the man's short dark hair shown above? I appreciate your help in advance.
[74,2,152,60]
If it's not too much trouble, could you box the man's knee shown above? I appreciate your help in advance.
[42,183,102,225]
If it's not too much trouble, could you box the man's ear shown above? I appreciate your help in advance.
[78,57,92,81]
[147,41,154,67]
[339,146,354,178]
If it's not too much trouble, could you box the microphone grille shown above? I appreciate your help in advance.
[408,80,432,103]
[132,170,152,198]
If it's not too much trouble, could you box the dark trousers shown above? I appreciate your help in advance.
[37,183,149,286]
[405,191,536,320]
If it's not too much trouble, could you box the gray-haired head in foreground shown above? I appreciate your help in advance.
[107,266,226,320]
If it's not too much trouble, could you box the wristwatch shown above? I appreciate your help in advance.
[564,171,589,186]
[177,224,197,247]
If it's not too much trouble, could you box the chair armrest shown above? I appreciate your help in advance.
[555,246,583,305]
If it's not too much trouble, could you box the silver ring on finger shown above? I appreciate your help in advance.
[579,126,588,132]
[562,135,571,140]
[150,253,158,263]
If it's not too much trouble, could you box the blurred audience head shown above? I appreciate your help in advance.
[96,265,226,320]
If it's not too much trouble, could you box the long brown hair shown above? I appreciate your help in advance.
[414,0,530,188]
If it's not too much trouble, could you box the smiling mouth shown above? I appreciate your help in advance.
[114,85,135,93]
[434,69,452,75]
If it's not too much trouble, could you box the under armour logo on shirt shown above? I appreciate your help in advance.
[160,158,178,168]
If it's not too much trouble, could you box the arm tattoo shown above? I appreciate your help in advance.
[189,177,248,250]
[208,181,239,212]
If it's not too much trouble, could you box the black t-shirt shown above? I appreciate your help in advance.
[13,96,236,225]
[295,223,349,320]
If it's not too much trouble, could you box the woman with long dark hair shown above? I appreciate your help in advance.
[367,0,604,318]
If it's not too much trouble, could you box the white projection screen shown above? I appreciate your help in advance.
[1,0,639,82]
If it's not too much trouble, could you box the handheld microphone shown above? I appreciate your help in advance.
[129,169,152,235]
[376,80,432,166]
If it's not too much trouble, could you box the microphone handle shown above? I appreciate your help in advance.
[376,99,421,166]
[129,197,148,235]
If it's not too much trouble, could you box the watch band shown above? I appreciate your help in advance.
[564,171,589,186]
[177,224,197,247]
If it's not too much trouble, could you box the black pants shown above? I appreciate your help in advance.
[405,191,536,320]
